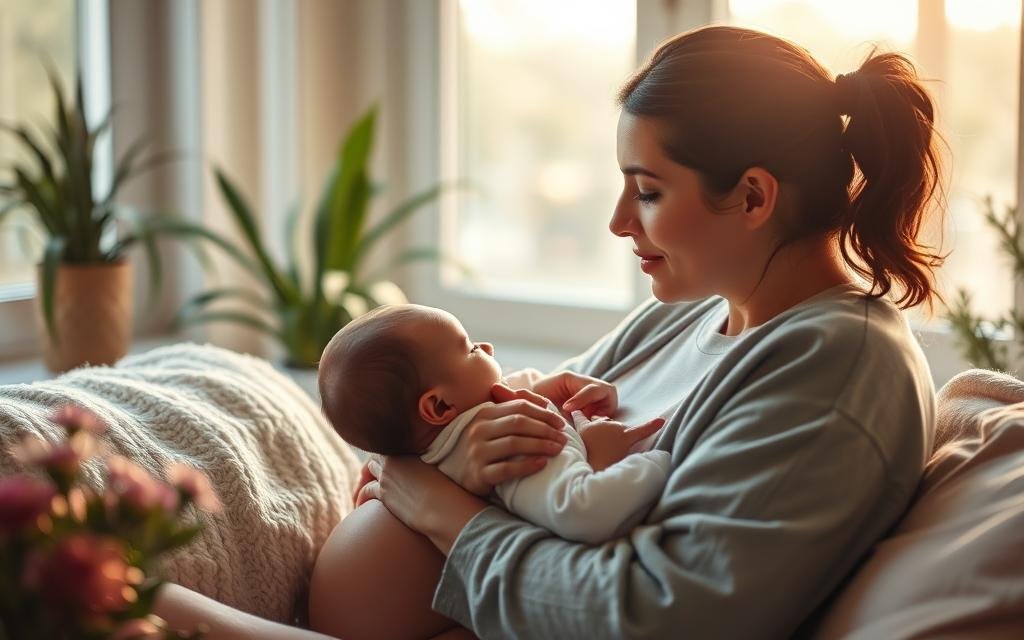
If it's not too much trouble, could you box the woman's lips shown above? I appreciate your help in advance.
[633,249,665,274]
[639,257,664,274]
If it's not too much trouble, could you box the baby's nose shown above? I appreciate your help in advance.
[481,342,494,356]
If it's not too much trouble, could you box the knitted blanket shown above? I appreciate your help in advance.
[934,368,1024,453]
[0,343,360,623]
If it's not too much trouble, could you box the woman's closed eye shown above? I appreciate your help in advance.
[634,191,660,204]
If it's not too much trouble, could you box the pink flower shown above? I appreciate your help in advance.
[0,474,56,534]
[106,456,179,513]
[10,431,97,477]
[51,405,107,435]
[22,533,135,615]
[167,462,222,513]
[112,615,165,639]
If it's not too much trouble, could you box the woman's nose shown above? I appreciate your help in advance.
[481,342,494,356]
[609,194,637,238]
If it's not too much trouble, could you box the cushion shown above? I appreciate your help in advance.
[812,380,1024,638]
[0,343,360,623]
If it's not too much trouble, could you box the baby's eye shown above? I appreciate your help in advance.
[470,344,480,353]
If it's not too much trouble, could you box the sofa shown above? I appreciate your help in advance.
[1,344,1021,637]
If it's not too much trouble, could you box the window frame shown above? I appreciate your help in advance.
[0,0,111,360]
[401,0,1019,385]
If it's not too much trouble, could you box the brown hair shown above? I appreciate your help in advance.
[617,26,946,310]
[317,305,429,455]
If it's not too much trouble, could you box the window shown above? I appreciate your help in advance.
[442,0,637,309]
[405,0,1017,382]
[0,0,108,358]
[0,0,78,295]
[726,0,1021,323]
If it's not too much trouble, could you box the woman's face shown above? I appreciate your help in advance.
[610,112,751,303]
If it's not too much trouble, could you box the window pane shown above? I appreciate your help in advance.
[0,0,77,291]
[728,0,1020,321]
[446,0,636,308]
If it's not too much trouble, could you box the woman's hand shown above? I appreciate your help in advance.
[442,384,568,495]
[353,460,375,506]
[532,371,618,418]
[360,456,488,555]
[353,384,567,506]
[572,412,665,472]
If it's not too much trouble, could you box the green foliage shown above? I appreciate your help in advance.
[176,105,464,368]
[0,63,181,341]
[946,196,1023,372]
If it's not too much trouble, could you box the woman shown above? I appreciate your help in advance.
[308,25,943,639]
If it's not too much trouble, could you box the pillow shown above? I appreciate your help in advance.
[0,343,361,623]
[811,400,1024,639]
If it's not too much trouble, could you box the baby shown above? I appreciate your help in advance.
[317,304,671,544]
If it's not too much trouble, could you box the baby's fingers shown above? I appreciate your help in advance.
[562,383,614,412]
[624,417,666,445]
[491,383,550,409]
[355,479,380,507]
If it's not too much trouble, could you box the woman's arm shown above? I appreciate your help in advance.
[154,583,335,640]
[367,382,909,639]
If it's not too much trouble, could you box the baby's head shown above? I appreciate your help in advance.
[318,304,503,455]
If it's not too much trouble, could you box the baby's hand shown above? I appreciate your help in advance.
[572,412,665,472]
[533,371,618,418]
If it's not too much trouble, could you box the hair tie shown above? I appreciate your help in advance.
[834,72,864,117]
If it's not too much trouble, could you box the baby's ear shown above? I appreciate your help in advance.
[418,388,458,425]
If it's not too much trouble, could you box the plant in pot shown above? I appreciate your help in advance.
[946,196,1023,373]
[161,105,462,377]
[0,66,176,373]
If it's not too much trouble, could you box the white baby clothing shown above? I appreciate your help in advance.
[420,401,672,544]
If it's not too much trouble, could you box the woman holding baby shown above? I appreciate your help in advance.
[157,25,942,639]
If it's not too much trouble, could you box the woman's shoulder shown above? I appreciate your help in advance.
[761,285,918,356]
[751,285,935,473]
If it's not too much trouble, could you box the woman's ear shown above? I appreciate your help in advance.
[418,388,458,426]
[737,167,778,229]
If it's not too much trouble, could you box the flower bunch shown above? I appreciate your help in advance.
[0,405,222,639]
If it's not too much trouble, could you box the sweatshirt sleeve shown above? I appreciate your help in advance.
[494,428,671,544]
[432,327,926,638]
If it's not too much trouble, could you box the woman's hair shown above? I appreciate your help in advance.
[618,26,946,310]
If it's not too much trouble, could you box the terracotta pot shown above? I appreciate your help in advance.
[36,260,133,373]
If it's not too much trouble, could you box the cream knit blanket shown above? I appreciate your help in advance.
[0,343,360,624]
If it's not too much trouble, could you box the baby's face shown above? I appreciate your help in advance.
[418,309,503,412]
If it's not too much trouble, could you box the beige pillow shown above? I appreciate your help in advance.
[812,402,1024,639]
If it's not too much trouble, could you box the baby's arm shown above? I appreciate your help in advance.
[494,427,671,544]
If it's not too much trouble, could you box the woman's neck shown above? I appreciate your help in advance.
[720,237,853,336]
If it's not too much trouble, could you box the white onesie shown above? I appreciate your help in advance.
[420,401,672,544]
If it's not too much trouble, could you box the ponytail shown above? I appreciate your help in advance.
[836,52,946,310]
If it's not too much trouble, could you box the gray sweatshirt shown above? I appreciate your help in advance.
[431,285,935,639]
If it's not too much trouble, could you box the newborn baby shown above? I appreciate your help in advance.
[317,304,671,544]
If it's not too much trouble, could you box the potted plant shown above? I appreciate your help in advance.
[157,105,463,371]
[0,65,175,372]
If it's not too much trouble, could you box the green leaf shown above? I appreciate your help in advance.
[178,309,282,341]
[139,221,163,312]
[316,106,377,278]
[0,122,56,184]
[359,246,472,287]
[214,168,300,305]
[13,167,62,235]
[116,218,266,283]
[41,236,67,343]
[352,181,453,266]
[283,199,304,293]
[179,287,268,317]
